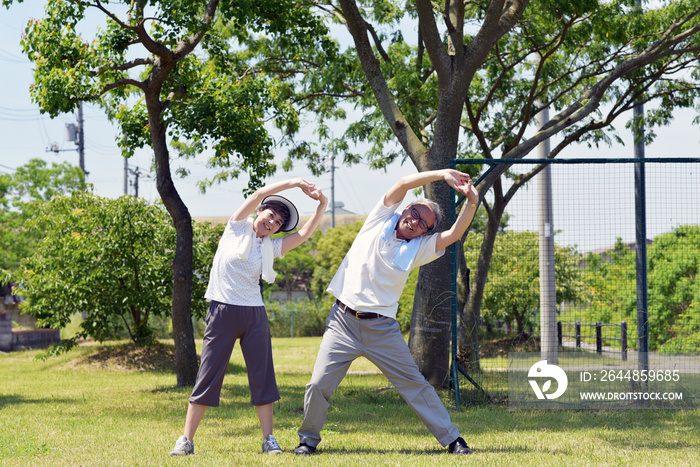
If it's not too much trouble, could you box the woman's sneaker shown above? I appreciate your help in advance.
[262,434,283,454]
[169,435,194,456]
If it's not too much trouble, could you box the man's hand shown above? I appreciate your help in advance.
[443,169,469,190]
[444,170,479,204]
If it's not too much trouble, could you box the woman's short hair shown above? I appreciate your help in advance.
[258,194,299,231]
[410,198,442,231]
[258,199,291,228]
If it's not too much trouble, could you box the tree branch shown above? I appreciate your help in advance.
[172,0,220,60]
[338,0,427,167]
[102,78,146,93]
[463,0,529,74]
[109,57,154,71]
[365,21,392,65]
[415,0,451,77]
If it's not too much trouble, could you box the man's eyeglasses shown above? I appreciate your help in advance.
[410,207,434,231]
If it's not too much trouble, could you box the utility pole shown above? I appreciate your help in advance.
[128,166,149,198]
[331,149,336,228]
[634,91,649,374]
[77,102,85,175]
[133,168,140,197]
[123,156,128,195]
[537,106,558,364]
[326,135,337,228]
[51,102,87,176]
[634,0,649,377]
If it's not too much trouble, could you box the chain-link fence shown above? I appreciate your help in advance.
[451,157,700,406]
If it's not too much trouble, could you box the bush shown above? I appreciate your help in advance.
[266,298,329,337]
[14,192,218,356]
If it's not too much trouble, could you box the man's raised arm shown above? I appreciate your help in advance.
[384,169,473,207]
[435,176,479,252]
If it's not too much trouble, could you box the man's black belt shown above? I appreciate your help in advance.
[336,299,380,320]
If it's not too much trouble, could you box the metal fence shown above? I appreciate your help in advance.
[558,320,628,360]
[449,157,700,405]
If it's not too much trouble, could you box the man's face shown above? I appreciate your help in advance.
[395,203,436,240]
[253,208,284,237]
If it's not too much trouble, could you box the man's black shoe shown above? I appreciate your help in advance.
[448,437,473,455]
[294,443,317,456]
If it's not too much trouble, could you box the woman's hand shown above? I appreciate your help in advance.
[305,186,328,205]
[281,185,328,255]
[296,178,317,197]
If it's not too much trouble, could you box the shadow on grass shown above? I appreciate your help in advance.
[0,393,75,409]
[312,444,532,455]
[297,447,448,456]
[270,373,700,456]
[149,361,247,395]
[465,408,700,436]
[51,345,697,456]
[63,341,180,373]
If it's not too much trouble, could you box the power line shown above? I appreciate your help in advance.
[0,105,37,113]
[0,106,45,122]
[0,48,28,64]
[0,115,44,122]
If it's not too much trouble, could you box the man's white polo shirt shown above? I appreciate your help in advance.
[327,198,444,319]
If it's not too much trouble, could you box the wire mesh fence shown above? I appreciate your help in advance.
[452,157,700,406]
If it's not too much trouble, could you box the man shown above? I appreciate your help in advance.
[295,169,479,456]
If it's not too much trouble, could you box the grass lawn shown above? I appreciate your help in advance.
[1,336,699,466]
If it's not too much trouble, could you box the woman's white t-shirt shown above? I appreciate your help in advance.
[205,218,284,306]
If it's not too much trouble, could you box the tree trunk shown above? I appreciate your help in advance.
[456,243,469,361]
[408,178,454,388]
[146,92,198,387]
[514,305,523,336]
[459,197,506,371]
[457,244,481,372]
[170,216,197,386]
[408,255,453,388]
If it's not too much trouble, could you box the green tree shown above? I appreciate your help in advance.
[274,230,320,301]
[582,229,700,351]
[466,230,585,336]
[648,225,700,351]
[306,0,700,384]
[582,238,637,329]
[311,221,364,307]
[17,193,178,352]
[0,159,86,271]
[5,0,333,385]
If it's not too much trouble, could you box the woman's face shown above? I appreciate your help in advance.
[253,208,285,237]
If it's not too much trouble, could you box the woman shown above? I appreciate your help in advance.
[170,178,328,456]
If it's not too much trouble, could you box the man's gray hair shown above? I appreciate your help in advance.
[410,198,442,231]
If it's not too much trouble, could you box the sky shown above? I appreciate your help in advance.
[1,2,699,252]
[0,2,417,220]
